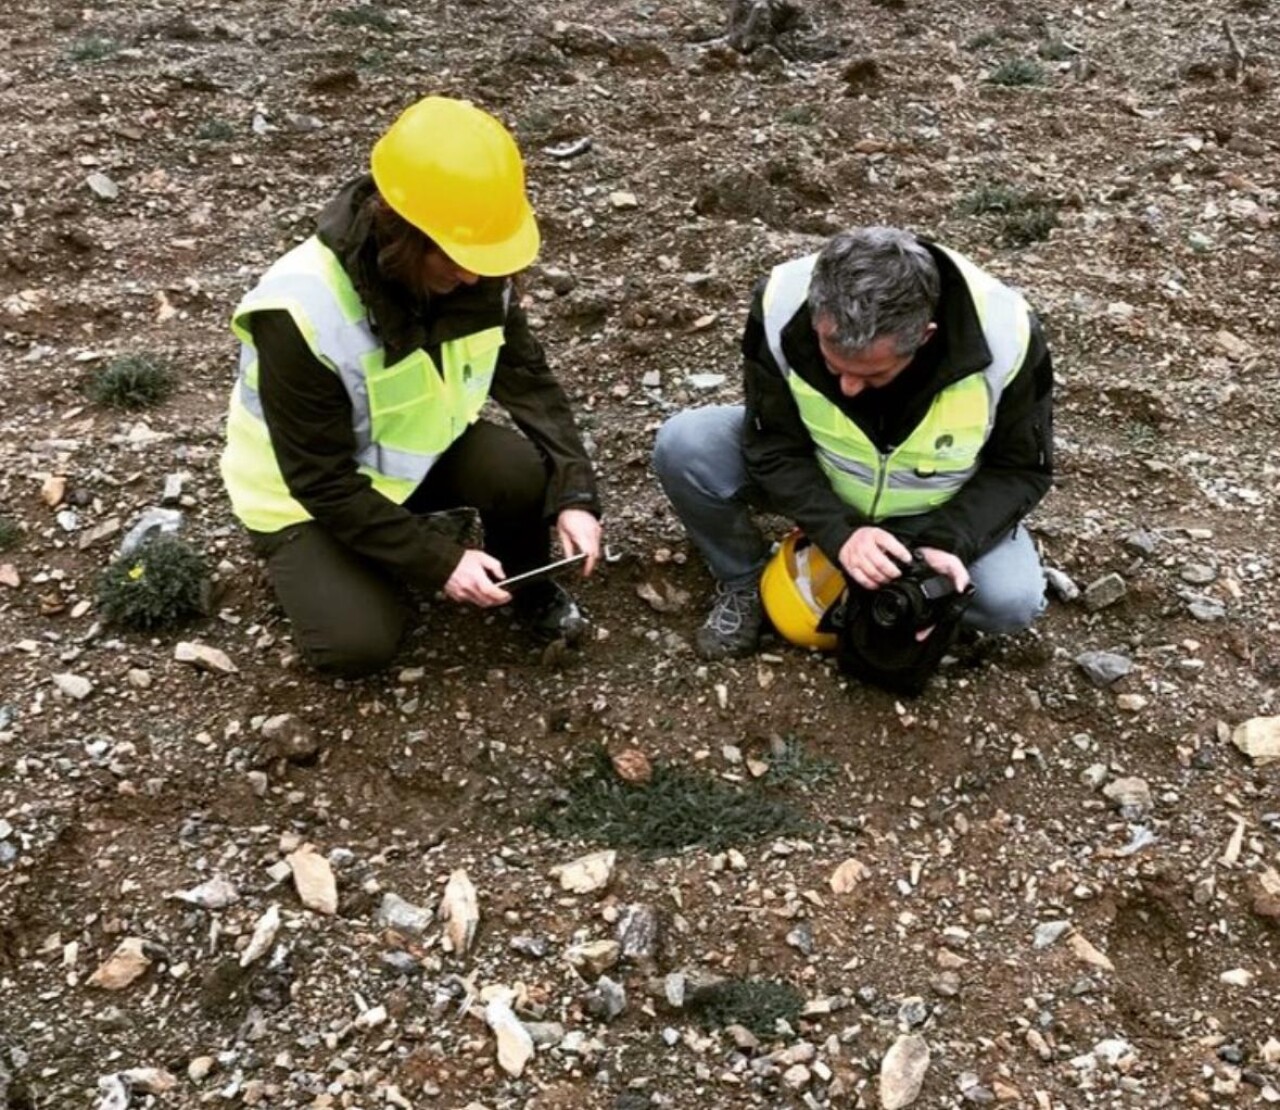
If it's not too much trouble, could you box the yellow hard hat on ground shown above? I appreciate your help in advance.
[370,96,540,277]
[760,531,846,651]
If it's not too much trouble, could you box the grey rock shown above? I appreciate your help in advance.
[525,1021,565,1047]
[930,971,961,997]
[510,935,550,959]
[1033,920,1072,949]
[1122,529,1159,556]
[1075,651,1133,687]
[786,920,815,955]
[898,996,930,1029]
[1044,567,1080,601]
[87,173,119,201]
[641,370,661,388]
[260,713,319,763]
[1180,563,1217,585]
[117,507,183,558]
[53,672,93,700]
[161,473,186,504]
[1083,573,1126,612]
[379,951,421,976]
[1188,597,1226,622]
[376,892,433,937]
[617,903,662,964]
[687,372,727,392]
[585,974,627,1022]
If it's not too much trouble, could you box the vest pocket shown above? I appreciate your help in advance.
[366,355,432,417]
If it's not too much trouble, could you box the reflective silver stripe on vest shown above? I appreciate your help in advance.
[814,446,876,483]
[235,270,430,474]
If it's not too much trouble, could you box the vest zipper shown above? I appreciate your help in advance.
[869,450,890,521]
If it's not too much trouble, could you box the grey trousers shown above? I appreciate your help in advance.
[653,405,1047,634]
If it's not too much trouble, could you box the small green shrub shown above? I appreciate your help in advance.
[780,104,818,126]
[958,183,1026,216]
[330,7,397,32]
[88,355,175,410]
[760,737,835,788]
[964,30,1001,51]
[97,535,208,631]
[988,58,1046,86]
[540,749,812,854]
[691,979,805,1038]
[1001,204,1058,245]
[195,118,235,142]
[67,35,118,62]
[0,517,21,552]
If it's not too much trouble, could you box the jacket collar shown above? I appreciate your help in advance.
[315,175,506,365]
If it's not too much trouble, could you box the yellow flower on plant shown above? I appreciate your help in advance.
[128,564,145,581]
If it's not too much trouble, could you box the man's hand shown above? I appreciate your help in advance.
[444,549,511,607]
[915,546,970,593]
[912,546,970,641]
[556,508,602,576]
[839,526,913,590]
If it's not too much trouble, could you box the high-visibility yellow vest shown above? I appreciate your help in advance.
[762,247,1031,522]
[220,236,505,533]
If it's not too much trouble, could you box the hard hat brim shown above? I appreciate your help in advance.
[433,197,541,277]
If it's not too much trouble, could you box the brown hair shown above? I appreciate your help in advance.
[365,193,438,295]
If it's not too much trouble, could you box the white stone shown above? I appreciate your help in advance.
[438,868,479,955]
[486,998,535,1077]
[287,845,338,915]
[551,849,616,894]
[880,1034,930,1109]
[1232,717,1280,766]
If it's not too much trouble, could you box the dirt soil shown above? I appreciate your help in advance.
[1,0,1279,1107]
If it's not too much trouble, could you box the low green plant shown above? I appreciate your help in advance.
[761,736,835,787]
[0,517,21,552]
[67,35,119,62]
[780,104,818,126]
[690,979,805,1038]
[195,118,235,142]
[97,535,208,631]
[988,58,1046,86]
[540,749,812,854]
[1001,204,1058,245]
[88,355,174,410]
[958,183,1027,216]
[330,7,397,32]
[964,30,1001,51]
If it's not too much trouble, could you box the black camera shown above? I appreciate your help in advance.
[870,553,964,634]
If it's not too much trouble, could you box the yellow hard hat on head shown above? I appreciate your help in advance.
[370,96,540,277]
[760,531,846,651]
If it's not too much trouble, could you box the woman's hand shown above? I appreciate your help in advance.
[443,549,511,607]
[556,508,602,575]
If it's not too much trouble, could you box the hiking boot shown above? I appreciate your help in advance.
[515,580,587,645]
[695,582,764,660]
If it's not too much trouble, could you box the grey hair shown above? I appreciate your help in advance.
[807,228,940,356]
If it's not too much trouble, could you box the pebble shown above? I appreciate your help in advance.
[1231,717,1280,766]
[898,997,930,1029]
[609,190,638,209]
[1188,598,1226,621]
[87,172,119,200]
[188,1057,215,1082]
[287,844,338,915]
[880,1034,931,1109]
[1044,567,1080,601]
[376,892,433,937]
[1181,563,1217,585]
[526,1021,566,1047]
[88,937,151,990]
[52,672,93,700]
[438,869,479,955]
[551,849,616,894]
[830,857,871,893]
[565,939,620,977]
[260,714,320,763]
[1103,776,1152,818]
[510,935,550,959]
[1083,573,1127,611]
[1116,693,1148,712]
[930,971,961,997]
[1220,968,1253,987]
[1075,651,1133,686]
[174,641,238,675]
[171,877,239,910]
[585,974,627,1021]
[240,904,280,967]
[485,998,534,1077]
[1033,920,1072,949]
[616,903,661,963]
[787,921,815,955]
[782,1064,812,1091]
[687,372,727,391]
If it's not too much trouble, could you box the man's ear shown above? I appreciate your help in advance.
[919,321,939,346]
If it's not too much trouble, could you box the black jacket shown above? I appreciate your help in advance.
[246,177,600,591]
[742,242,1053,566]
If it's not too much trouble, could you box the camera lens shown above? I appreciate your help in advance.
[871,588,911,630]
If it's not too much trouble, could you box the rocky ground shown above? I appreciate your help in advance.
[1,0,1279,1107]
